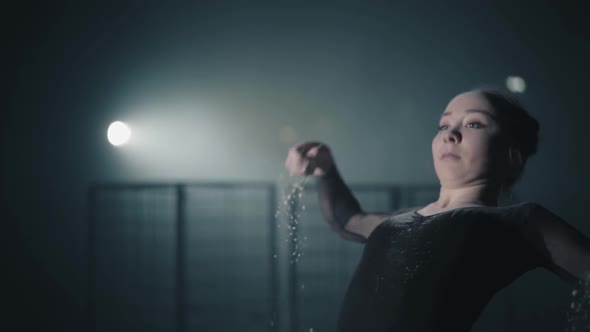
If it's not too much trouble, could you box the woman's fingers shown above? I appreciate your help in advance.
[285,141,331,177]
[296,141,323,157]
[302,159,311,175]
[286,144,308,176]
[304,157,318,176]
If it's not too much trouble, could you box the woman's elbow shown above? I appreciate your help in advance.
[331,224,367,244]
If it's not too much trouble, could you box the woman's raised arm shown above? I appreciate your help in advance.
[316,166,387,243]
[285,142,388,243]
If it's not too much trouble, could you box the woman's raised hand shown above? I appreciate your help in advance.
[285,142,334,177]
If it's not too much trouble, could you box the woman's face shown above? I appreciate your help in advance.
[432,91,506,189]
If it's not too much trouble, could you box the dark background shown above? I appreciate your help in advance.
[4,1,589,331]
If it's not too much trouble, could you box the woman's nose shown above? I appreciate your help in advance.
[444,129,461,143]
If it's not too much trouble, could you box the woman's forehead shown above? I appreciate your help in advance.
[442,91,496,116]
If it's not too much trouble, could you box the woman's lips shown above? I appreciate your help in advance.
[441,153,460,160]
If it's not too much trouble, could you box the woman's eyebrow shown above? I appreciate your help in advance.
[441,109,497,120]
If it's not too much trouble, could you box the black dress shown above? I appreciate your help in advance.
[337,202,562,332]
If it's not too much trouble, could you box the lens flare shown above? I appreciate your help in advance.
[107,121,132,146]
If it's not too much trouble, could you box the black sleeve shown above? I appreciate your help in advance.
[520,203,590,285]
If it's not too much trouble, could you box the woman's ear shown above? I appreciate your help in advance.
[501,146,524,192]
[508,146,524,170]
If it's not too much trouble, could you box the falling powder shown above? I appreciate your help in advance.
[274,172,313,265]
[566,273,590,332]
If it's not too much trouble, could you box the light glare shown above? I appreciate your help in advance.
[506,76,526,93]
[107,121,132,146]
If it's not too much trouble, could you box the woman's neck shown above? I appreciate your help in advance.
[434,182,500,209]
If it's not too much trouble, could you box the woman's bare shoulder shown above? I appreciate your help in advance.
[344,206,422,242]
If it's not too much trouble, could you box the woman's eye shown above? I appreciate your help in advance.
[438,122,484,131]
[466,122,484,128]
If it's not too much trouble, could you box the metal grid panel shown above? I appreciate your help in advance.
[93,187,177,332]
[184,186,274,332]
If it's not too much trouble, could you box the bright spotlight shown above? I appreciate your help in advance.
[107,121,132,146]
[506,76,526,93]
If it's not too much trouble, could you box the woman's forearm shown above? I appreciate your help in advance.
[317,166,363,230]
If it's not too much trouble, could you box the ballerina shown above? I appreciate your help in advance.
[284,89,590,332]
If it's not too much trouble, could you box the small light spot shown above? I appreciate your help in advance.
[506,75,526,93]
